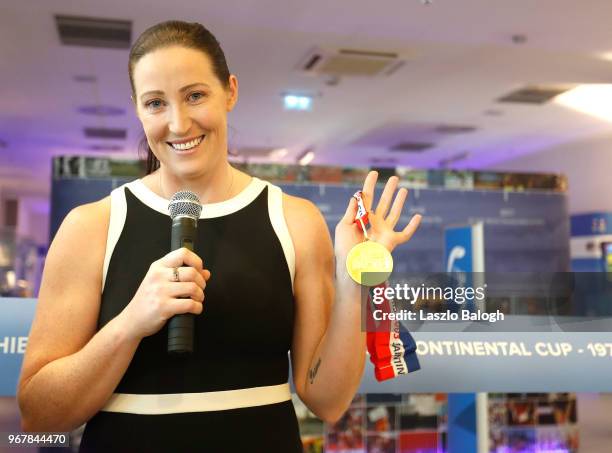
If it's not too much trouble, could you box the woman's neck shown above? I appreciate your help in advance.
[156,164,248,204]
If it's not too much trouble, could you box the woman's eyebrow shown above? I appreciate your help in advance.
[140,83,211,101]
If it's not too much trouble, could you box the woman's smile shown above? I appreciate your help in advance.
[166,134,206,154]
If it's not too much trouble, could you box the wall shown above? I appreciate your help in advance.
[492,132,612,214]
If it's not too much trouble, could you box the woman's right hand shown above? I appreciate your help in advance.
[119,247,211,340]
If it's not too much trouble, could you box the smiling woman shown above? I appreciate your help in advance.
[16,20,421,453]
[129,27,240,199]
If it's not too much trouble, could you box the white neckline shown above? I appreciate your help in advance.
[125,177,267,219]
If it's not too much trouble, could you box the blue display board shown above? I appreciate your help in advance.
[570,212,612,272]
[0,298,36,395]
[444,224,485,453]
[51,179,570,274]
[5,303,612,397]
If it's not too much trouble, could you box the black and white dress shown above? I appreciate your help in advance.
[79,177,303,452]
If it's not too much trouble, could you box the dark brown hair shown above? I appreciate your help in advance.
[129,21,231,174]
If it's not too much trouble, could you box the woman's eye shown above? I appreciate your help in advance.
[145,99,164,110]
[188,92,205,102]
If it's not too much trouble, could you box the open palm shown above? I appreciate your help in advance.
[334,171,422,260]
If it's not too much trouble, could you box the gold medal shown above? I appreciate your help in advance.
[346,240,393,286]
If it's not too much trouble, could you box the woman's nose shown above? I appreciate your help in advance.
[168,105,192,136]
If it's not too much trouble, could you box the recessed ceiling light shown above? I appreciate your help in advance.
[284,94,312,111]
[597,52,612,62]
[554,84,612,123]
[269,148,288,160]
[297,148,315,166]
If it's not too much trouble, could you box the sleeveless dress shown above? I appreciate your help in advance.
[78,177,303,453]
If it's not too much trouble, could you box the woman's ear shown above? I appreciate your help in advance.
[226,75,239,112]
[130,94,139,114]
[131,94,143,120]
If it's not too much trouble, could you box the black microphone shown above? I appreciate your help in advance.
[167,190,202,355]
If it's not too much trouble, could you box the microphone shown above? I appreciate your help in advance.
[167,190,203,355]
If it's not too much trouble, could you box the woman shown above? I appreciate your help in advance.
[17,21,421,452]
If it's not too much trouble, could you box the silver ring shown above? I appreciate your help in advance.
[172,267,180,282]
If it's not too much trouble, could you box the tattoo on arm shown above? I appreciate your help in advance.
[308,358,322,384]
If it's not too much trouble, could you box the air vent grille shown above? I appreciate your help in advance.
[298,47,403,77]
[438,151,470,168]
[78,105,126,116]
[84,127,127,139]
[89,145,124,152]
[56,15,132,49]
[435,125,477,134]
[498,85,572,104]
[390,142,433,152]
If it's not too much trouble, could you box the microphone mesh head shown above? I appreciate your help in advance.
[168,191,202,220]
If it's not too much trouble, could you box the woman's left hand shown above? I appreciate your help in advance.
[334,171,422,260]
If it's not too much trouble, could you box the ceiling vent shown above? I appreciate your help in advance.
[497,85,573,104]
[73,74,98,83]
[390,142,433,152]
[55,15,132,49]
[298,47,404,77]
[435,125,477,134]
[78,105,126,116]
[438,151,470,168]
[353,122,444,150]
[89,144,124,152]
[84,127,127,139]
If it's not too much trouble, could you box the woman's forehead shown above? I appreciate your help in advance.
[133,46,218,92]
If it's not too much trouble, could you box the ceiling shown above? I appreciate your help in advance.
[2,0,612,194]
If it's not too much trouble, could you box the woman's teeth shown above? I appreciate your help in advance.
[170,135,204,150]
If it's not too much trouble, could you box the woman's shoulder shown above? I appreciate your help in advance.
[46,196,111,287]
[57,196,111,244]
[280,192,321,223]
[67,196,111,225]
[279,191,330,246]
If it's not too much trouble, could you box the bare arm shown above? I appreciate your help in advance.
[287,173,422,423]
[18,198,209,432]
[17,197,209,432]
[286,196,364,423]
[19,314,141,431]
[17,199,142,431]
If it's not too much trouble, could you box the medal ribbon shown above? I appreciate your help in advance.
[352,191,421,381]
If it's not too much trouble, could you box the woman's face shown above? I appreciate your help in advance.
[132,45,238,179]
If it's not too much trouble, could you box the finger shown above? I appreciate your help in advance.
[201,269,211,281]
[170,298,204,316]
[171,266,206,288]
[362,171,378,212]
[398,214,422,243]
[161,247,204,271]
[387,188,408,228]
[375,176,399,219]
[170,282,204,302]
[339,197,358,225]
